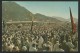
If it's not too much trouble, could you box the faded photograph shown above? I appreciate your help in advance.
[2,1,78,52]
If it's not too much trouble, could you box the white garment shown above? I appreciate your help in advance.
[56,49,64,52]
[22,46,27,51]
[17,39,21,44]
[15,46,19,51]
[38,36,44,48]
[53,43,60,51]
[66,42,74,48]
[29,47,37,51]
[8,44,14,52]
[29,37,38,51]
[39,36,44,44]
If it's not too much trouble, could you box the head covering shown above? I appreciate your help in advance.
[63,40,66,43]
[56,41,59,43]
[22,46,27,51]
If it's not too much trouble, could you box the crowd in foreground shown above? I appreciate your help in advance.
[2,22,78,52]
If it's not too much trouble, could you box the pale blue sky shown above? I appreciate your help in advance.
[3,1,78,19]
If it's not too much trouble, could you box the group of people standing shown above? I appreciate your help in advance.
[2,22,78,52]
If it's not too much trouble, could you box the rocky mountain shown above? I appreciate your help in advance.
[2,1,62,22]
[2,1,33,22]
[52,16,67,22]
[34,13,61,22]
[52,16,78,23]
[66,18,78,23]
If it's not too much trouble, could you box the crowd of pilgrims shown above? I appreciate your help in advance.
[2,22,78,52]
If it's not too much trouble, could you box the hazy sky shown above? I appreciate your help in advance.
[3,1,78,19]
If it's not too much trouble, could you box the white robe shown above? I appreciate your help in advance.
[53,43,60,51]
[29,46,37,51]
[22,46,27,51]
[38,36,44,48]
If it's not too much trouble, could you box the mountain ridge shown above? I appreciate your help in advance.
[2,1,77,23]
